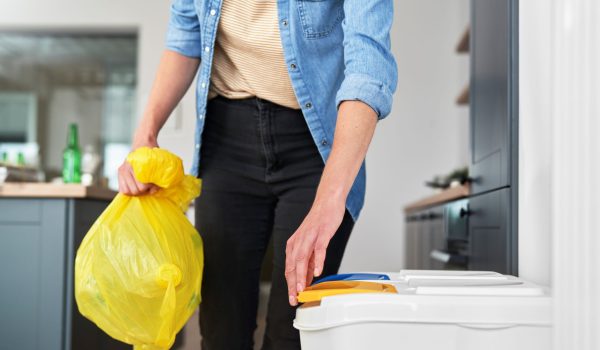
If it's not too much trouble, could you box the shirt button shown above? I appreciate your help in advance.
[204,46,210,52]
[210,9,216,16]
[290,63,297,70]
[201,82,206,88]
[198,114,204,119]
[305,102,313,109]
[195,143,200,149]
[282,19,288,26]
[321,139,328,146]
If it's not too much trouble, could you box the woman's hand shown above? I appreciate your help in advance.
[285,196,346,306]
[117,131,160,196]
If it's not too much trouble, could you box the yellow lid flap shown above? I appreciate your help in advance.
[297,281,397,303]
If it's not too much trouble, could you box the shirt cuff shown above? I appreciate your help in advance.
[335,73,394,120]
[165,27,202,58]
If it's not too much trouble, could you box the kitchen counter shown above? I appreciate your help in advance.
[0,182,117,200]
[404,184,470,213]
[0,184,127,350]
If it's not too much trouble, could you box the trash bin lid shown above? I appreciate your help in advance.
[298,281,398,303]
[294,270,551,331]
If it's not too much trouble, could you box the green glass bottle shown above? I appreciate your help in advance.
[17,152,26,166]
[62,123,81,183]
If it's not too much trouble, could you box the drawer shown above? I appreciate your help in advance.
[468,188,512,273]
[0,199,42,223]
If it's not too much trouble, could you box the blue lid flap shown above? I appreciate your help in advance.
[312,273,390,285]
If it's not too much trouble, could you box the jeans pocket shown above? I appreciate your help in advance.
[297,0,344,39]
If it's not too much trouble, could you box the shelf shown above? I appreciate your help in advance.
[456,26,470,53]
[404,184,470,213]
[456,84,469,105]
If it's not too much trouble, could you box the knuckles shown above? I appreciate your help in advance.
[295,254,307,263]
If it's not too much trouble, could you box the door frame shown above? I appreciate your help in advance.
[521,0,600,348]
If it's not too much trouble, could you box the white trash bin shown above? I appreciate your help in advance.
[294,270,551,350]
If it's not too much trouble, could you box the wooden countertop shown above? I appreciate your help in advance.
[0,183,117,201]
[404,184,470,213]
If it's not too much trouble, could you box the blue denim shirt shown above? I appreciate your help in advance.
[165,0,397,220]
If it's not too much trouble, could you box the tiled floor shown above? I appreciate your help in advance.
[180,282,271,350]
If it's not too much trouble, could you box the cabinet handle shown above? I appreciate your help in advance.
[430,250,451,263]
[430,249,469,266]
[459,207,471,218]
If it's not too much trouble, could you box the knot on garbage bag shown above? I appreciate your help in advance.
[126,147,201,211]
[156,263,182,289]
[126,147,184,188]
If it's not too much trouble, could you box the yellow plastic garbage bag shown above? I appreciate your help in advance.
[75,147,203,350]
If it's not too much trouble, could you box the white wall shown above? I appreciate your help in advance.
[518,0,552,287]
[0,0,198,171]
[340,0,470,272]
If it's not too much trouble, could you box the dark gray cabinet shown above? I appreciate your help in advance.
[470,0,518,195]
[468,0,519,275]
[0,198,129,350]
[468,188,515,273]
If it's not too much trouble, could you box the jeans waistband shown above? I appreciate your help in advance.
[210,94,300,112]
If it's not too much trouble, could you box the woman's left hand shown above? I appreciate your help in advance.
[285,197,346,306]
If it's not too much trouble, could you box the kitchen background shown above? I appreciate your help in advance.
[1,0,597,349]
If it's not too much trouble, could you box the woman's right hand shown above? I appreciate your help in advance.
[117,133,160,196]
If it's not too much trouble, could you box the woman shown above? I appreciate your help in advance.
[118,0,397,349]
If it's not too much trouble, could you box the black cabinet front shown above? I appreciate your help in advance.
[470,0,518,194]
[468,188,515,274]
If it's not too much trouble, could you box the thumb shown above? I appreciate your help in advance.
[149,184,160,195]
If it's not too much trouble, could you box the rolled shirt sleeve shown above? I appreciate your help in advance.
[335,0,398,119]
[165,0,202,58]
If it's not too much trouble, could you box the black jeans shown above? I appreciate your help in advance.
[195,96,354,350]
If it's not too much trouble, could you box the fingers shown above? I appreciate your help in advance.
[148,184,159,194]
[306,254,316,287]
[117,161,155,196]
[312,236,329,278]
[294,236,314,295]
[286,226,330,306]
[285,236,298,306]
[124,172,143,194]
[117,169,131,194]
[118,163,134,195]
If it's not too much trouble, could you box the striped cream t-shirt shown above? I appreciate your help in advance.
[208,0,300,109]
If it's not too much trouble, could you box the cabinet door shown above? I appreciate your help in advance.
[470,0,516,194]
[68,200,130,350]
[428,209,446,270]
[418,213,432,270]
[468,188,514,273]
[404,215,419,269]
[0,199,67,350]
